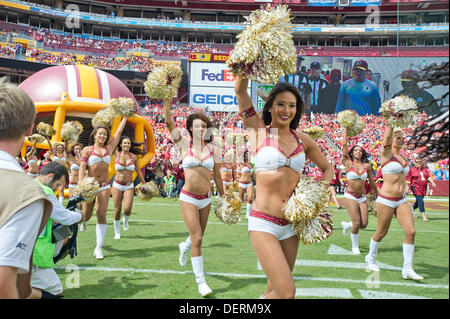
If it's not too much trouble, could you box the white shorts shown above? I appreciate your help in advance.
[238,182,252,190]
[31,265,63,295]
[179,189,211,210]
[98,183,111,193]
[112,181,134,192]
[0,200,45,273]
[223,181,232,186]
[248,210,295,241]
[344,191,367,204]
[376,195,407,209]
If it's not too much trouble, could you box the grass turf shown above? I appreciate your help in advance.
[55,196,449,299]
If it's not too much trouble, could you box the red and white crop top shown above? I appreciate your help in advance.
[254,129,305,174]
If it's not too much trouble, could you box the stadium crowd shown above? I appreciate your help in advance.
[134,101,448,196]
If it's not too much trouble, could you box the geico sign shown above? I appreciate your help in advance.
[201,69,235,82]
[192,94,238,105]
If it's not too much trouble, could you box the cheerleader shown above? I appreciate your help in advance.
[111,136,145,239]
[163,98,224,297]
[47,137,68,203]
[47,137,68,166]
[341,128,378,254]
[25,140,40,177]
[237,150,254,219]
[235,76,333,299]
[79,117,128,259]
[67,143,83,198]
[365,127,423,280]
[221,149,235,191]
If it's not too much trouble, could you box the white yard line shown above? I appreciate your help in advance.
[294,259,402,271]
[55,265,449,290]
[295,288,353,298]
[126,219,449,234]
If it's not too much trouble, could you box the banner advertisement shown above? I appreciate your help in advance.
[307,0,382,6]
[307,0,338,6]
[189,53,211,62]
[189,86,250,112]
[189,61,251,112]
[189,53,229,62]
[189,62,237,87]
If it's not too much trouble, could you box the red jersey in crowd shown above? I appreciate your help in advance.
[406,166,432,196]
[173,165,185,182]
[331,168,340,186]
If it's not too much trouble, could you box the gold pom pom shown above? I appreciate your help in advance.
[36,122,56,137]
[92,106,118,128]
[135,181,159,201]
[72,121,83,135]
[293,213,333,245]
[380,95,418,128]
[61,121,83,143]
[226,4,297,84]
[110,97,136,118]
[72,177,99,203]
[283,176,329,224]
[337,110,365,137]
[28,134,46,144]
[214,182,241,225]
[302,126,325,140]
[367,193,377,217]
[144,63,183,100]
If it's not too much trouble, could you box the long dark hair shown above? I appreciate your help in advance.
[262,82,304,130]
[348,144,370,163]
[117,135,144,155]
[186,112,214,143]
[88,126,110,146]
[70,143,83,157]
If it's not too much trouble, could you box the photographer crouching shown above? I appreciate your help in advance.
[30,162,84,299]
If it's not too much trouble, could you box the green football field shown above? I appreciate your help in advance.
[55,195,449,299]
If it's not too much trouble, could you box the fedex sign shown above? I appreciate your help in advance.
[201,69,235,82]
[190,62,250,88]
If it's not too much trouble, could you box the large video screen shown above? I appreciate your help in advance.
[277,56,448,115]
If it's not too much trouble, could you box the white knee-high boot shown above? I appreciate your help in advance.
[365,238,380,271]
[114,220,121,239]
[341,221,352,236]
[178,236,191,267]
[123,214,130,231]
[350,233,360,254]
[402,243,423,280]
[94,223,107,259]
[184,236,192,250]
[191,256,212,297]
